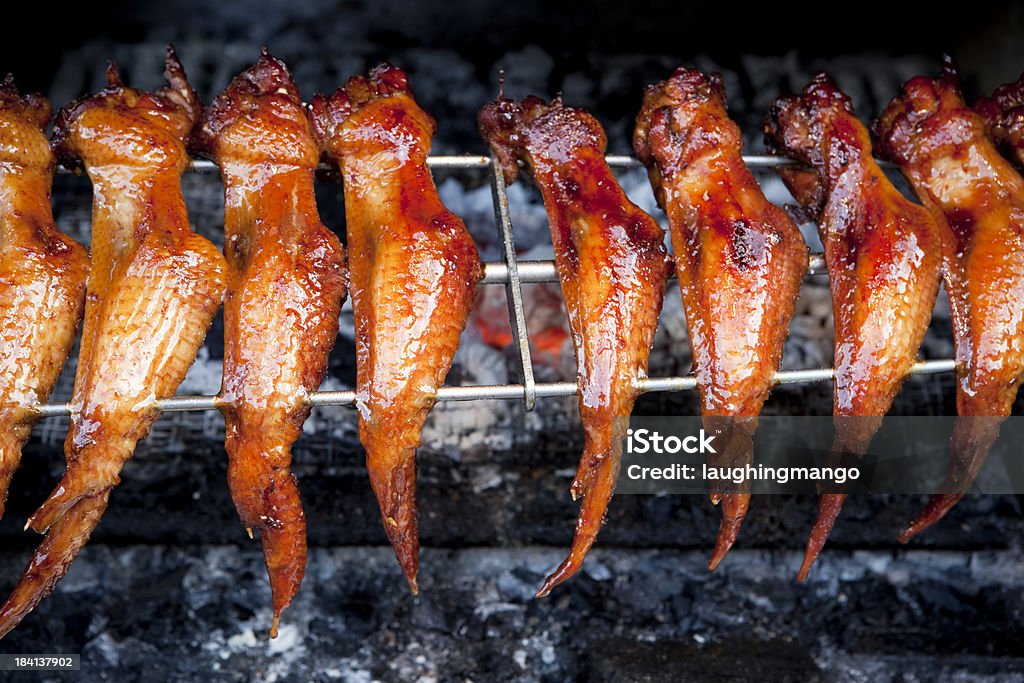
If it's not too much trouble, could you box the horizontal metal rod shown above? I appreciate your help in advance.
[54,155,493,175]
[603,154,897,170]
[482,254,827,284]
[31,359,956,419]
[52,154,895,175]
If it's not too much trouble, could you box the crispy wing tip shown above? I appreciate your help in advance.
[633,67,732,205]
[536,464,617,598]
[633,68,723,167]
[634,68,724,166]
[797,493,847,582]
[875,78,941,162]
[310,63,421,150]
[535,526,595,597]
[636,68,725,133]
[876,62,979,164]
[382,517,420,594]
[53,46,199,168]
[368,62,410,96]
[161,44,200,129]
[0,493,109,638]
[367,457,420,592]
[26,465,113,534]
[975,72,1024,165]
[192,49,302,158]
[257,474,308,637]
[244,49,299,98]
[535,558,579,599]
[537,522,600,598]
[764,72,854,162]
[269,614,280,639]
[708,493,749,571]
[387,535,420,594]
[0,75,51,130]
[28,492,77,534]
[898,493,965,543]
[105,62,122,88]
[479,94,605,185]
[477,97,525,184]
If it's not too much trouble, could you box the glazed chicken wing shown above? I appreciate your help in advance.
[192,52,347,637]
[479,95,670,596]
[0,79,88,517]
[975,72,1024,167]
[311,65,481,593]
[876,64,1024,540]
[764,75,942,580]
[0,48,227,637]
[633,68,807,569]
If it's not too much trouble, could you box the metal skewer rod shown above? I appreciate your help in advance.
[52,153,891,174]
[31,359,957,419]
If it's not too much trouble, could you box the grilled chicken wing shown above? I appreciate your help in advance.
[0,48,227,637]
[765,75,942,580]
[876,64,1024,540]
[311,65,481,593]
[0,80,88,517]
[634,68,807,569]
[480,95,670,596]
[192,52,347,637]
[975,72,1024,167]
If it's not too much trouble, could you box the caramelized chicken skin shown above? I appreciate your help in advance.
[192,52,348,637]
[765,75,942,580]
[480,95,670,596]
[975,72,1024,166]
[0,80,88,518]
[0,48,227,637]
[634,68,807,569]
[876,64,1024,540]
[311,65,481,592]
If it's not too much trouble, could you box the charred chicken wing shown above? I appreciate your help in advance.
[634,68,807,569]
[192,52,348,637]
[311,65,481,593]
[765,75,942,580]
[975,72,1024,167]
[0,48,227,637]
[479,94,670,596]
[0,79,88,518]
[876,64,1024,540]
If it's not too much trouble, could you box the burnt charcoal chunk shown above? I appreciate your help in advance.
[584,637,822,682]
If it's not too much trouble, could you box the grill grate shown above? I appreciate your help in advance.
[36,153,956,419]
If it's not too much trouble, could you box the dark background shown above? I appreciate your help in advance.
[4,1,1023,90]
[1,2,1023,682]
